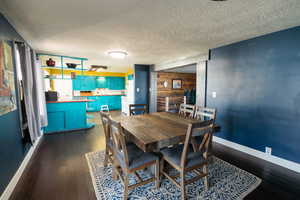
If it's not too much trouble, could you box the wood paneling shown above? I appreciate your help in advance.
[157,72,196,112]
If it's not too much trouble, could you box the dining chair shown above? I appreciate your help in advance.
[129,104,148,116]
[194,106,216,122]
[109,118,160,199]
[160,120,214,200]
[192,107,217,153]
[99,111,113,167]
[178,104,195,118]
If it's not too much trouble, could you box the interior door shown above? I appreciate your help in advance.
[134,65,150,105]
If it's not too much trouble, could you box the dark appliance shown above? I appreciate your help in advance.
[45,91,58,101]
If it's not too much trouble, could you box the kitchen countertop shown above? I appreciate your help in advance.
[47,100,94,103]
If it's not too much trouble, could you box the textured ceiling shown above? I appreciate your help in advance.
[1,0,300,72]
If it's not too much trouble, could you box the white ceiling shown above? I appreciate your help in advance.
[1,0,300,72]
[164,64,196,74]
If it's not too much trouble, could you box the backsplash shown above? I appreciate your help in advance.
[73,88,125,96]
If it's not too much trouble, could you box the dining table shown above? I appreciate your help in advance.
[112,112,220,153]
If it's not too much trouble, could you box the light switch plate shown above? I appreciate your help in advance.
[136,88,140,92]
[265,147,272,155]
[212,92,217,98]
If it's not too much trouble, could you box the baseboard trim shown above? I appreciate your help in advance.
[0,135,43,200]
[213,136,300,173]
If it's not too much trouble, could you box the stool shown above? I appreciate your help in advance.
[100,105,109,113]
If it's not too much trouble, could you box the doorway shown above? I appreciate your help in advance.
[156,64,197,112]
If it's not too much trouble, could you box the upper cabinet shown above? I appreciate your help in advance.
[72,76,96,91]
[108,77,125,90]
[82,76,96,90]
[96,77,107,88]
[96,76,125,90]
[72,77,82,90]
[72,76,125,91]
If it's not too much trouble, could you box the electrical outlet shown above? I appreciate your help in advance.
[265,147,272,155]
[212,92,217,98]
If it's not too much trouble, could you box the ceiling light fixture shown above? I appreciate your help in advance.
[107,51,128,59]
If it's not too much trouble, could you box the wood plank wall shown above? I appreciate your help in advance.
[157,72,196,112]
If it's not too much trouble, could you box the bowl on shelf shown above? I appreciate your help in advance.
[66,63,77,68]
[46,58,55,66]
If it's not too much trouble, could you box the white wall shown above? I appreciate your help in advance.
[196,61,206,107]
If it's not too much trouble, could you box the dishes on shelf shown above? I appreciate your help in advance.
[46,58,55,66]
[66,63,77,68]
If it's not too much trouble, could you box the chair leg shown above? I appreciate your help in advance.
[103,147,109,167]
[124,173,129,200]
[180,171,186,200]
[112,158,118,180]
[160,159,165,185]
[203,164,209,191]
[191,138,198,152]
[155,159,160,189]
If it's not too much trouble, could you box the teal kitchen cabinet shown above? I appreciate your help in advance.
[84,95,123,111]
[81,76,96,90]
[116,77,125,90]
[96,96,105,111]
[111,95,122,110]
[87,96,98,112]
[72,76,124,91]
[96,77,107,88]
[44,101,92,134]
[72,76,83,91]
[107,77,125,90]
[106,96,115,109]
[45,111,65,133]
[72,76,96,91]
[106,95,122,110]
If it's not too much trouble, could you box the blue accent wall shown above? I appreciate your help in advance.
[0,13,28,195]
[207,26,300,163]
[134,65,150,105]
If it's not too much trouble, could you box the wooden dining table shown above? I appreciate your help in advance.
[112,112,220,152]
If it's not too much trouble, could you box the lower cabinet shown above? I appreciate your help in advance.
[86,95,122,111]
[112,96,121,110]
[44,102,89,134]
[87,96,98,112]
[46,111,65,132]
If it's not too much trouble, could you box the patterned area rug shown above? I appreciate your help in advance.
[86,151,261,200]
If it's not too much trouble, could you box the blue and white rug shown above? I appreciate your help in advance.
[85,151,261,200]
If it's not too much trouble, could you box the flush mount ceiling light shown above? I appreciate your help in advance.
[107,51,128,59]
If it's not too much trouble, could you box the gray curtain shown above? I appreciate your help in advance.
[16,43,43,142]
[32,52,48,128]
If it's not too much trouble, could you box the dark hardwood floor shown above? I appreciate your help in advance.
[9,112,300,200]
[213,143,300,200]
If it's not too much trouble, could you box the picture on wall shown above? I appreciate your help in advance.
[172,79,182,89]
[0,40,17,116]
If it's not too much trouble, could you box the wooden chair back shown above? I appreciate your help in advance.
[109,118,130,168]
[99,111,112,144]
[180,120,214,168]
[194,106,216,122]
[178,104,195,118]
[129,104,148,116]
